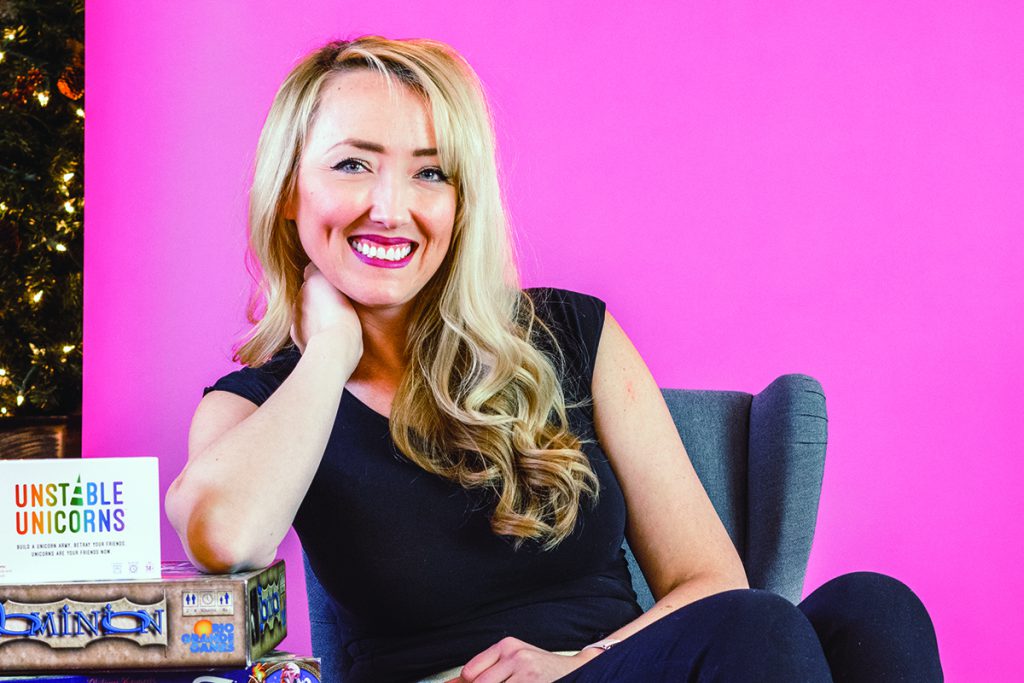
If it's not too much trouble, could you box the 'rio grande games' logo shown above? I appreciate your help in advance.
[181,619,234,653]
[0,597,167,649]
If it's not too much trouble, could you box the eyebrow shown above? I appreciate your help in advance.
[336,138,438,157]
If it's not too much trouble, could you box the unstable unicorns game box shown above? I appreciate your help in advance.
[0,457,161,584]
[0,561,286,672]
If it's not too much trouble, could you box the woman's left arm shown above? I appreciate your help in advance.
[452,310,748,682]
[578,309,749,652]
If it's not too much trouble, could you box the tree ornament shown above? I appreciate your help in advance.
[57,38,84,100]
[1,67,45,104]
[57,65,83,100]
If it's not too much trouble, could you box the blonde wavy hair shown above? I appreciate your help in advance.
[236,36,598,549]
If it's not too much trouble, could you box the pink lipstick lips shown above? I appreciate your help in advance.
[348,235,418,269]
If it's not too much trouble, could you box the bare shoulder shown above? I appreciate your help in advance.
[592,311,651,402]
[591,310,683,474]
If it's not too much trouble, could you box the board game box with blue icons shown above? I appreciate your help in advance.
[0,561,286,672]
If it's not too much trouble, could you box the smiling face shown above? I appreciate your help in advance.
[288,69,457,317]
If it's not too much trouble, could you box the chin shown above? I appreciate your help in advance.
[345,284,416,310]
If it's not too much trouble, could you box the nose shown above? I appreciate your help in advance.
[368,170,412,229]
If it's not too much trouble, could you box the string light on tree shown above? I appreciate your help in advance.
[55,242,67,252]
[36,90,49,106]
[63,200,74,213]
[32,291,43,303]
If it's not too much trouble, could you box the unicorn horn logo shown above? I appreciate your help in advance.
[69,475,84,507]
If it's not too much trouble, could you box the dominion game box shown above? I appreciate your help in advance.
[0,561,286,672]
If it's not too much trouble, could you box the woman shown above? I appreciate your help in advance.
[166,36,942,682]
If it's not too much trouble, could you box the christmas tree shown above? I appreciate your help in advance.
[0,0,83,421]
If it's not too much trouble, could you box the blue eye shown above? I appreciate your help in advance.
[417,167,450,183]
[332,158,367,173]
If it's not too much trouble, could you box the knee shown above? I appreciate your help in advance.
[804,571,935,634]
[812,570,916,600]
[676,589,829,679]
[651,589,816,648]
[704,588,808,634]
[801,571,942,680]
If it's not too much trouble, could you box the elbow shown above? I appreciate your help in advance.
[184,510,270,574]
[714,540,750,591]
[721,551,750,591]
[165,478,273,574]
[692,557,749,594]
[731,568,751,591]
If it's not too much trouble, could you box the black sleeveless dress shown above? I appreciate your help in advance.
[205,288,642,683]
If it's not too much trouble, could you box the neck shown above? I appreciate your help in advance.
[349,302,412,385]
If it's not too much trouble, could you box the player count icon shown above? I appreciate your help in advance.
[113,562,123,574]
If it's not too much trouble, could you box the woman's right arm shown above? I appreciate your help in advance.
[166,266,361,573]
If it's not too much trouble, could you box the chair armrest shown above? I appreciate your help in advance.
[746,374,828,603]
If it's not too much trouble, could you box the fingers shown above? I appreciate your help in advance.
[460,642,503,681]
[460,637,539,682]
[471,658,516,683]
[292,265,313,352]
[451,638,584,683]
[289,322,305,353]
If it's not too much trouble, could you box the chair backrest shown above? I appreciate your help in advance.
[624,373,827,608]
[304,374,827,680]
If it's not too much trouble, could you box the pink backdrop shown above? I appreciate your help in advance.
[84,2,1023,679]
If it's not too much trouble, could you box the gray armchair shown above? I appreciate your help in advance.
[628,373,827,608]
[304,373,827,680]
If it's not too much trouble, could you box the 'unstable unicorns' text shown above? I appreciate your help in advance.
[12,477,127,536]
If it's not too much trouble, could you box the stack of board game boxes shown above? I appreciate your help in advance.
[0,560,320,682]
[0,460,319,682]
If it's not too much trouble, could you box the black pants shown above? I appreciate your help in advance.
[557,571,942,682]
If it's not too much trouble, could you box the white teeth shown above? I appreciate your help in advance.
[353,239,413,261]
